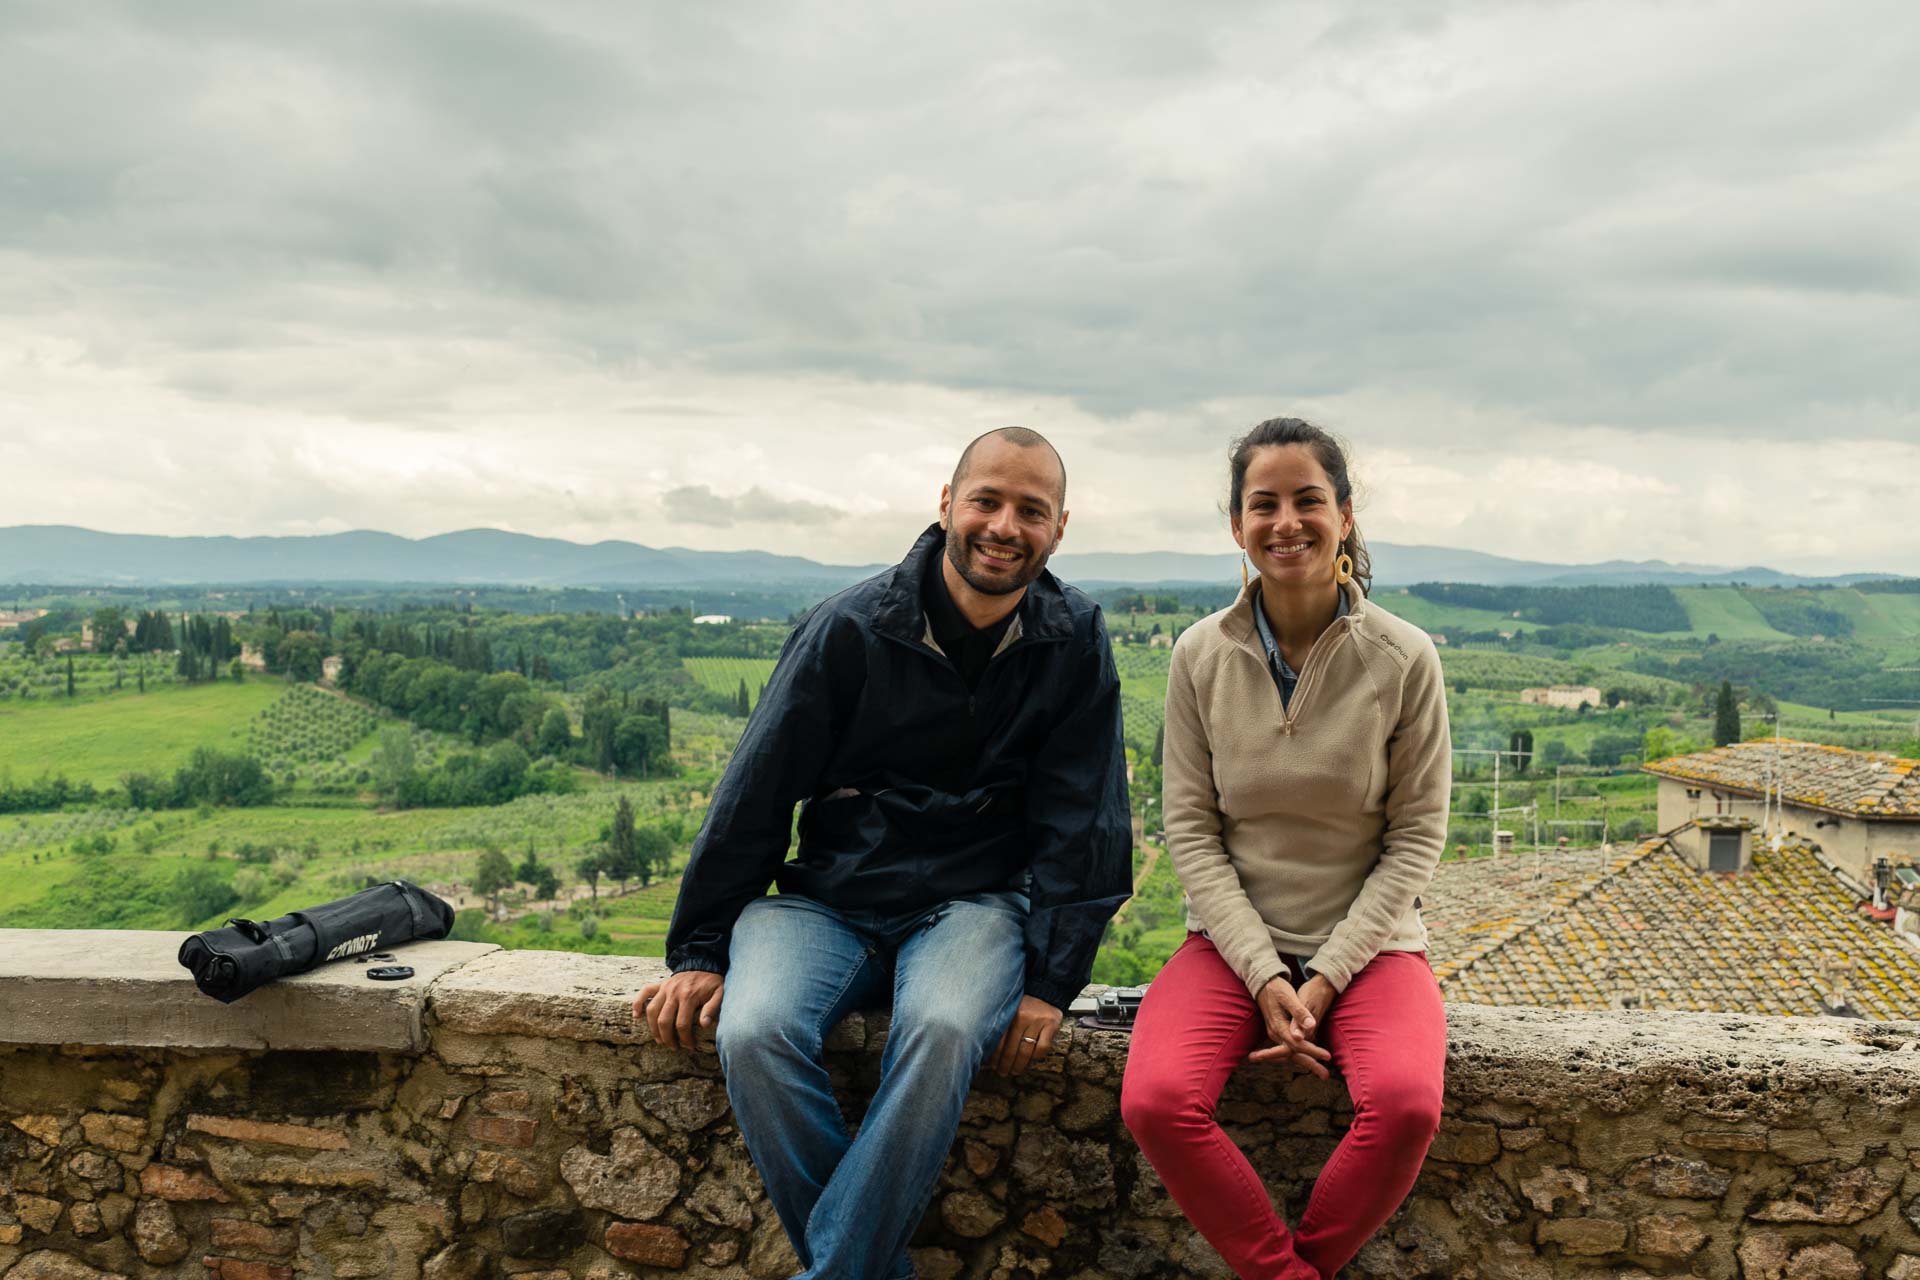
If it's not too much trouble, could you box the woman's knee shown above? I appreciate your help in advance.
[1358,1084,1443,1146]
[1120,1067,1209,1138]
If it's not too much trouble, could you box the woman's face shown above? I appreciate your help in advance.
[1231,444,1354,590]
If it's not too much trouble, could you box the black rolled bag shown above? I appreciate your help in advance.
[176,879,456,1004]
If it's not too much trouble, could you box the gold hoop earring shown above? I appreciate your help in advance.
[1240,559,1249,589]
[1335,553,1354,586]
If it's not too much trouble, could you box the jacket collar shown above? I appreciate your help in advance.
[1222,575,1367,655]
[872,522,1075,646]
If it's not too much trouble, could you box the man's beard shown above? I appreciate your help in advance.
[945,526,1054,597]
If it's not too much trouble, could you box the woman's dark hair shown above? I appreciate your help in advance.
[1228,417,1372,595]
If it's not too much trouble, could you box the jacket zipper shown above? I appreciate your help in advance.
[1275,616,1352,736]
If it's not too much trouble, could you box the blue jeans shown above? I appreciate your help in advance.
[717,889,1029,1280]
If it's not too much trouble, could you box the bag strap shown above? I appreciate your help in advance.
[226,918,269,944]
[394,880,430,938]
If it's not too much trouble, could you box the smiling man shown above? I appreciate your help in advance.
[634,427,1132,1280]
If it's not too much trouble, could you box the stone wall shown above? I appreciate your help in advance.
[3,933,1920,1279]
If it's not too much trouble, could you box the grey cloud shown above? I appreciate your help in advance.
[0,0,1916,448]
[662,486,843,528]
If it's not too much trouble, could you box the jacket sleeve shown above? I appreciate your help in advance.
[1161,634,1289,1000]
[1020,609,1133,1010]
[664,610,850,975]
[1305,636,1452,991]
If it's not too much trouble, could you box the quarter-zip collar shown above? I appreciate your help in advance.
[872,522,1074,651]
[1222,577,1366,728]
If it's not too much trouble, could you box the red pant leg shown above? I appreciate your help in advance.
[1292,950,1447,1277]
[1120,935,1319,1280]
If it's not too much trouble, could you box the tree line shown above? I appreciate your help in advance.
[1408,582,1692,632]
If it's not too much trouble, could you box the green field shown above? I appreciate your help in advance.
[1673,586,1790,640]
[682,657,778,709]
[0,677,287,788]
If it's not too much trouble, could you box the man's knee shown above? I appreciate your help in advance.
[716,988,822,1074]
[888,1005,996,1074]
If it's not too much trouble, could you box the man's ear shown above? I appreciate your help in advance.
[939,483,952,529]
[1051,508,1069,552]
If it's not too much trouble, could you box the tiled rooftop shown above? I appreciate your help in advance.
[1644,738,1920,818]
[1425,836,1920,1020]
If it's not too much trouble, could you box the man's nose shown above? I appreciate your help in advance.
[986,506,1020,540]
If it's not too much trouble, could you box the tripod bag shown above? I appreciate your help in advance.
[176,879,455,1004]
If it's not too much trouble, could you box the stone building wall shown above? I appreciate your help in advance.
[3,936,1920,1279]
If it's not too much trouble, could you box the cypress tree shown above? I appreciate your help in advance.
[1151,723,1164,767]
[1713,680,1741,746]
[66,654,75,698]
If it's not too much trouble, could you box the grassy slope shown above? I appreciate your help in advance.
[0,677,287,788]
[1674,586,1790,640]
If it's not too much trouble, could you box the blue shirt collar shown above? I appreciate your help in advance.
[1251,583,1349,680]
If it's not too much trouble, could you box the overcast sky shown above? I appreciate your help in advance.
[2,0,1916,574]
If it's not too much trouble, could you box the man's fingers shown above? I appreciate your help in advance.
[675,988,698,1049]
[1247,1042,1294,1064]
[645,991,672,1047]
[1034,1017,1059,1058]
[698,985,725,1028]
[632,982,661,1022]
[988,1025,1015,1077]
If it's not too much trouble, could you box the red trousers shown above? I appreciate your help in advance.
[1120,935,1447,1279]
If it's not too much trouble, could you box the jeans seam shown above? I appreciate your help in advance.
[1199,1004,1283,1234]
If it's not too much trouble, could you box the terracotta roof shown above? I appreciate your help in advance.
[1425,836,1920,1020]
[1643,738,1920,819]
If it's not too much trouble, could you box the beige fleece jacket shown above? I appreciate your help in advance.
[1163,581,1452,996]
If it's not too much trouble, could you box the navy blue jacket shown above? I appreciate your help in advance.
[665,524,1133,1009]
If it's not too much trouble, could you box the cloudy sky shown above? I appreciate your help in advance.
[2,0,1916,573]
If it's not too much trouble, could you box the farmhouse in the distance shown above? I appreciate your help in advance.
[1643,739,1920,886]
[1520,684,1603,710]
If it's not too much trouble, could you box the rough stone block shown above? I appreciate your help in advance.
[79,1112,146,1153]
[1750,1167,1899,1225]
[15,1196,62,1234]
[560,1128,680,1220]
[604,1222,690,1267]
[1428,1120,1500,1165]
[6,1251,128,1279]
[210,1219,296,1256]
[9,1115,63,1147]
[1012,1128,1114,1209]
[636,1078,730,1131]
[201,1259,294,1280]
[187,1114,350,1150]
[1624,1154,1730,1199]
[468,1150,542,1200]
[1022,1206,1068,1248]
[1535,1218,1627,1255]
[1782,1241,1864,1280]
[140,1163,232,1202]
[1634,1214,1707,1257]
[66,1203,101,1238]
[467,1114,538,1147]
[132,1200,190,1265]
[1519,1166,1590,1212]
[941,1191,1004,1238]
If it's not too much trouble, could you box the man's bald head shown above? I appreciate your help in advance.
[949,427,1066,509]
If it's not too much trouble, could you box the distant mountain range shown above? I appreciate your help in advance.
[0,525,1896,590]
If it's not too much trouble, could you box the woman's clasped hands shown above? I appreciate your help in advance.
[1249,973,1337,1079]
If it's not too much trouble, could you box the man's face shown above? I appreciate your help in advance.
[939,440,1068,597]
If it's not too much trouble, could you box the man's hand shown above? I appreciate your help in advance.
[633,971,725,1051]
[1247,974,1335,1079]
[989,996,1064,1077]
